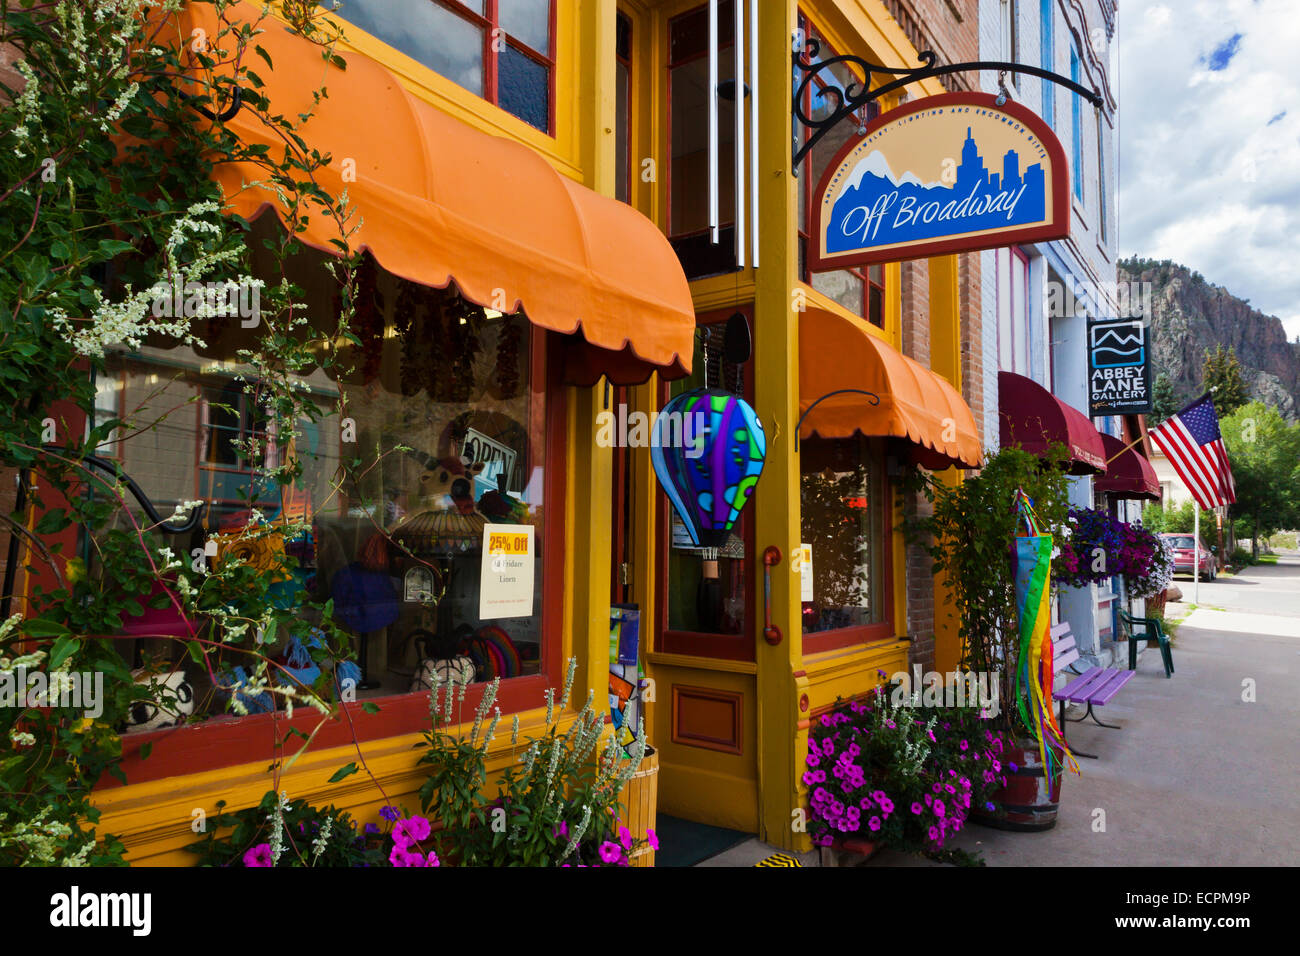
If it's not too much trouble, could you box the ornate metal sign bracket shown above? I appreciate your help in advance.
[792,39,1104,172]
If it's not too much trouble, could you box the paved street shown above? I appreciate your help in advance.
[701,553,1300,867]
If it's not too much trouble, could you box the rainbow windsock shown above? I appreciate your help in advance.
[1011,489,1078,777]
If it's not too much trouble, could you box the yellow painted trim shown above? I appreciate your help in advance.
[93,706,577,865]
[296,1,585,183]
[646,651,758,675]
[796,280,899,351]
[805,1,947,101]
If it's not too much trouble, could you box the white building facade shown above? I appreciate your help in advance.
[981,0,1126,662]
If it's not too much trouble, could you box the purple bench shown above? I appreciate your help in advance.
[1050,622,1135,760]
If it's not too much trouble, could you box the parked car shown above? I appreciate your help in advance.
[1160,532,1218,581]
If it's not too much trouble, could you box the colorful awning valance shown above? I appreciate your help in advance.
[798,308,983,470]
[998,371,1107,475]
[173,3,694,383]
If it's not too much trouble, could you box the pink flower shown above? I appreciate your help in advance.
[599,841,624,864]
[868,816,881,831]
[393,815,431,849]
[646,828,659,851]
[618,825,633,851]
[911,802,924,815]
[243,843,272,867]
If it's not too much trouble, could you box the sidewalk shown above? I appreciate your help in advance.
[696,554,1300,867]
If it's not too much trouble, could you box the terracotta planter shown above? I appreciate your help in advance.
[970,739,1062,832]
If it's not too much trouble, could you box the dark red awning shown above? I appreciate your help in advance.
[998,371,1107,475]
[1094,432,1161,500]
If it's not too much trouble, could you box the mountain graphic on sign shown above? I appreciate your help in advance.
[1091,325,1145,368]
[826,128,1046,253]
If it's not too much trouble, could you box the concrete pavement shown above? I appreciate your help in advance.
[696,551,1300,866]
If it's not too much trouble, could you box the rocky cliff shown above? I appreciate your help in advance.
[1118,258,1300,420]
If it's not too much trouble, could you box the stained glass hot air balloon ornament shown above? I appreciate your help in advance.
[651,320,766,630]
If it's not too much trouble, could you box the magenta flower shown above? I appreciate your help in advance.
[911,802,923,815]
[934,800,946,818]
[868,816,881,831]
[959,739,969,751]
[598,841,624,864]
[618,825,633,851]
[646,828,659,851]
[243,843,272,867]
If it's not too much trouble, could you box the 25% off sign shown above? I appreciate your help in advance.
[479,524,535,619]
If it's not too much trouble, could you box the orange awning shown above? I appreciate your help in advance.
[174,3,693,383]
[797,308,983,469]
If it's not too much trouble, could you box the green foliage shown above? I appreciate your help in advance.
[1201,345,1249,415]
[1141,499,1216,536]
[904,446,1072,736]
[185,790,380,867]
[1220,401,1300,554]
[805,687,1013,866]
[1150,372,1181,427]
[0,0,373,865]
[415,660,649,866]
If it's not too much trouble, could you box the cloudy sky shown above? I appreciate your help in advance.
[1119,0,1300,340]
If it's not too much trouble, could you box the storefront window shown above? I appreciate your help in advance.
[99,250,551,721]
[336,0,555,134]
[667,1,739,279]
[795,14,886,326]
[799,435,886,643]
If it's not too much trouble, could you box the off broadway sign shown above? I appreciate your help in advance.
[1088,319,1152,416]
[811,92,1070,268]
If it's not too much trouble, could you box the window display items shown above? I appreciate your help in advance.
[122,668,195,733]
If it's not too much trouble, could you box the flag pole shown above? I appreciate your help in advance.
[1193,505,1200,605]
[1105,432,1147,464]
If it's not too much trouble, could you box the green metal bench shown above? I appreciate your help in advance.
[1118,609,1174,678]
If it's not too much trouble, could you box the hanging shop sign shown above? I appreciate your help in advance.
[810,92,1070,269]
[1088,318,1152,416]
[479,524,534,620]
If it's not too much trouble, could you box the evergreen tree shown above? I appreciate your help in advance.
[1201,345,1249,414]
[1150,372,1179,426]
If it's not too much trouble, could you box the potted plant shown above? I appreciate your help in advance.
[907,445,1074,832]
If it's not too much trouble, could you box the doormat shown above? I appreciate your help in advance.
[754,853,803,867]
[653,814,750,868]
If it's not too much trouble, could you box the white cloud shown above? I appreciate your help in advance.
[1120,0,1300,339]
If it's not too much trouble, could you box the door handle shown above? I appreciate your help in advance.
[762,546,783,645]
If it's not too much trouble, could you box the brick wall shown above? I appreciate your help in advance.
[887,0,980,87]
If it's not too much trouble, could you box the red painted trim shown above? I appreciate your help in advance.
[807,92,1071,271]
[101,328,568,788]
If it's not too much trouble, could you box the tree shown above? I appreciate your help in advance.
[1220,402,1300,556]
[1149,372,1180,426]
[1201,345,1249,414]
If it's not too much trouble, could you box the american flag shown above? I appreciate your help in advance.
[1149,393,1236,510]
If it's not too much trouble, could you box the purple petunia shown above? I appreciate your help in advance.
[599,841,624,864]
[379,805,401,823]
[243,843,273,867]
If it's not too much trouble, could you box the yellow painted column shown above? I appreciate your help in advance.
[568,0,617,705]
[927,254,964,673]
[752,0,804,852]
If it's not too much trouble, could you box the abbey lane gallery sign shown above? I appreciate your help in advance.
[810,93,1070,268]
[1088,318,1153,416]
